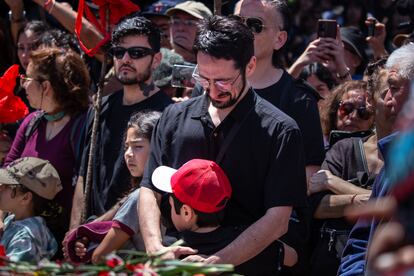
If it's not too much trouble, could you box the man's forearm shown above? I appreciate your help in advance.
[288,59,307,79]
[314,194,353,219]
[328,176,372,195]
[33,0,104,60]
[138,187,163,253]
[70,176,85,229]
[213,206,292,266]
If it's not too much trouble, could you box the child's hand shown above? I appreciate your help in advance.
[75,237,89,259]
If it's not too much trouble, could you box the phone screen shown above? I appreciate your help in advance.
[317,19,337,38]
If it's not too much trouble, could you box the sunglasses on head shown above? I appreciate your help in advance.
[231,15,267,34]
[110,46,154,60]
[338,101,372,120]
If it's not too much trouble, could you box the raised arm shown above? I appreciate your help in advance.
[31,0,104,60]
[4,0,25,44]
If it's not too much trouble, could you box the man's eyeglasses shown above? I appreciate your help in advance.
[338,101,372,120]
[192,65,241,92]
[110,46,154,60]
[171,18,197,27]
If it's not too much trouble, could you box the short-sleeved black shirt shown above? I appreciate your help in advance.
[255,71,325,166]
[141,88,307,226]
[80,90,173,217]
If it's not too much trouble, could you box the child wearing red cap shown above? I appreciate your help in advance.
[152,159,297,275]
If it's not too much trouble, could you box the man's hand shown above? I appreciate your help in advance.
[158,245,198,260]
[309,170,333,194]
[318,37,348,77]
[353,194,371,205]
[296,39,328,66]
[288,39,329,78]
[181,254,209,263]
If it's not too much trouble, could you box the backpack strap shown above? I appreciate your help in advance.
[24,112,45,142]
[69,112,87,161]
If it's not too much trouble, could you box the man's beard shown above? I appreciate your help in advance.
[207,74,247,109]
[115,63,152,85]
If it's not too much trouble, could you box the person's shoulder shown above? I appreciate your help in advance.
[103,89,123,104]
[24,111,43,122]
[283,71,322,101]
[296,79,323,101]
[254,92,299,132]
[153,90,174,104]
[165,95,203,113]
[328,136,361,152]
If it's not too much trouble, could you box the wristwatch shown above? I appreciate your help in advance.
[336,67,351,80]
[8,10,26,23]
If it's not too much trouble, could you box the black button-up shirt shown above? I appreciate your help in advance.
[142,88,307,226]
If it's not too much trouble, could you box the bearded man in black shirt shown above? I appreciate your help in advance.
[70,16,173,229]
[139,15,307,273]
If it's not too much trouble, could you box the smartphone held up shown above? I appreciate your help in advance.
[317,19,337,38]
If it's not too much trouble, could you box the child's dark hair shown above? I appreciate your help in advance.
[10,184,61,229]
[299,62,337,90]
[125,110,161,188]
[171,194,225,228]
[17,20,49,47]
[127,110,162,141]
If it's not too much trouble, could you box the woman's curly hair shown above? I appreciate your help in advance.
[321,80,369,136]
[29,47,90,115]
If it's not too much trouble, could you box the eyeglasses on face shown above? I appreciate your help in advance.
[110,46,154,60]
[338,101,372,120]
[191,65,241,92]
[19,74,43,86]
[171,18,197,27]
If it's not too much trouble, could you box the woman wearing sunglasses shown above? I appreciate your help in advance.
[4,47,90,257]
[321,80,374,145]
[308,68,392,275]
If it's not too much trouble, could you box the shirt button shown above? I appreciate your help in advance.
[213,132,218,137]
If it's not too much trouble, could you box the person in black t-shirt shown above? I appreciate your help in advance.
[69,16,173,230]
[152,159,298,275]
[235,1,325,274]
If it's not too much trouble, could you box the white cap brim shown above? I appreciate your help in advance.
[151,166,177,193]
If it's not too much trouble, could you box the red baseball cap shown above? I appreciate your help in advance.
[151,159,232,213]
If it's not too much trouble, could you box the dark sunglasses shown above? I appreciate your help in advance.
[338,101,372,120]
[231,15,267,34]
[110,46,154,59]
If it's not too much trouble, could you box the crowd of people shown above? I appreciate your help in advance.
[0,0,414,275]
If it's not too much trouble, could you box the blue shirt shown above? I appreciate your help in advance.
[0,214,57,262]
[338,132,398,276]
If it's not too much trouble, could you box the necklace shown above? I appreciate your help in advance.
[44,111,65,122]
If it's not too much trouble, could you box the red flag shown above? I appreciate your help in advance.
[0,65,29,124]
[75,0,140,56]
